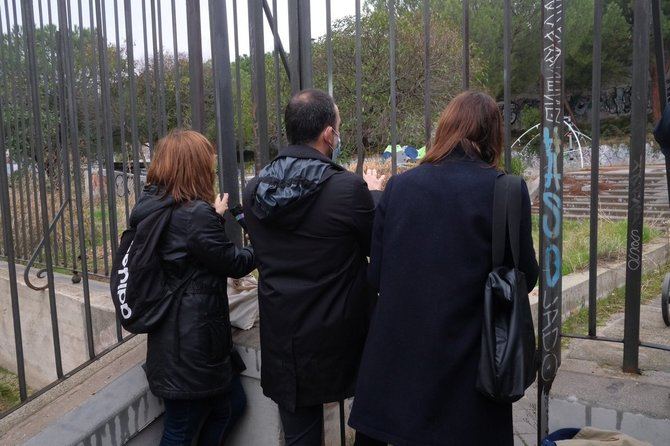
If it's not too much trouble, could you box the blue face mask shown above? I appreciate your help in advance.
[330,130,342,161]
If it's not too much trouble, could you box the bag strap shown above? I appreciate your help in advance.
[492,174,509,268]
[506,176,522,269]
[492,174,523,268]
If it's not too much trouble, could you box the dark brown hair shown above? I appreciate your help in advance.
[146,129,216,203]
[422,91,503,167]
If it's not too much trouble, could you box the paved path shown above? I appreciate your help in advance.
[513,295,670,445]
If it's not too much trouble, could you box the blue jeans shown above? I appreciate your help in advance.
[160,375,246,446]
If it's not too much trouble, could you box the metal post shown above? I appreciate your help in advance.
[59,0,96,359]
[622,0,650,374]
[155,0,167,136]
[288,0,312,93]
[171,0,182,128]
[0,36,27,403]
[25,0,63,377]
[141,0,154,155]
[90,0,111,277]
[112,0,130,225]
[94,0,119,255]
[537,0,564,442]
[326,0,333,96]
[588,0,603,338]
[503,0,512,171]
[186,0,204,132]
[423,0,431,151]
[462,0,469,90]
[209,0,242,247]
[389,0,398,176]
[272,0,283,150]
[125,0,141,212]
[232,0,246,187]
[354,0,364,175]
[249,0,269,171]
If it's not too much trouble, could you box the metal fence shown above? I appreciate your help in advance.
[0,0,668,442]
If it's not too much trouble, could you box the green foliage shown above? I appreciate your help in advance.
[0,367,21,413]
[519,105,541,131]
[532,216,662,276]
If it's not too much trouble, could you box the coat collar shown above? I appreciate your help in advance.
[277,145,345,171]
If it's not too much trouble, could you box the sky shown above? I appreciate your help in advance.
[1,0,359,62]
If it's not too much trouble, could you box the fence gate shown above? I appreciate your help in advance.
[0,2,669,444]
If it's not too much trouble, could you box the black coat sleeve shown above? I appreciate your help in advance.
[349,176,378,256]
[187,201,256,279]
[520,179,539,289]
[368,176,394,292]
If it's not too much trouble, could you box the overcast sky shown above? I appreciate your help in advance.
[1,1,359,62]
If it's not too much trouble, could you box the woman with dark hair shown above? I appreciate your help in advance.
[349,91,539,446]
[130,129,255,445]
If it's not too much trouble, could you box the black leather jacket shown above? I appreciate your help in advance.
[132,189,255,399]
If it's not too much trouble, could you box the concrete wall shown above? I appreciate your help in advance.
[0,261,120,388]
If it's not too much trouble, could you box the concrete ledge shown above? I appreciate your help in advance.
[10,328,353,446]
[0,261,121,388]
[529,240,670,327]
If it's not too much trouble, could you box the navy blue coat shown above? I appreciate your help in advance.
[349,148,539,446]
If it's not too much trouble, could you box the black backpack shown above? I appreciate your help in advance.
[110,205,192,334]
[476,174,537,403]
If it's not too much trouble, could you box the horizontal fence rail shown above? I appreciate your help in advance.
[0,3,668,443]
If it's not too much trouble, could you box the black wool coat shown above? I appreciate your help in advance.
[349,148,539,446]
[133,189,255,400]
[243,145,380,411]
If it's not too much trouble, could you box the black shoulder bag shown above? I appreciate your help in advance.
[476,174,537,403]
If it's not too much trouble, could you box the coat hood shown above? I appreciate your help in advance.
[251,145,343,228]
[129,185,176,228]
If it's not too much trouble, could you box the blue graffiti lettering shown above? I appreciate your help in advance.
[544,244,561,287]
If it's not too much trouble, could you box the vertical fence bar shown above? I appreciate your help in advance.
[186,0,205,133]
[354,0,363,175]
[0,17,27,403]
[326,0,333,97]
[652,0,670,206]
[94,0,119,258]
[588,0,603,338]
[2,0,20,262]
[57,0,96,359]
[272,0,282,150]
[503,0,512,171]
[389,0,397,176]
[141,0,154,155]
[155,0,167,136]
[288,0,312,93]
[124,0,141,219]
[423,0,431,151]
[537,0,564,442]
[26,0,63,378]
[249,0,269,171]
[8,0,29,261]
[171,0,182,128]
[622,0,650,374]
[113,0,130,225]
[149,0,159,137]
[78,0,99,274]
[209,0,242,246]
[462,0,469,90]
[232,0,245,187]
[88,0,109,276]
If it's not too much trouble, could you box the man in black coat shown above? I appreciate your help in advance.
[243,89,383,445]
